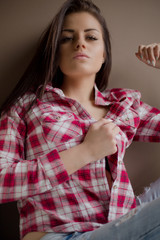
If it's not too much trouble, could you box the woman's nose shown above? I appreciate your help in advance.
[74,38,86,50]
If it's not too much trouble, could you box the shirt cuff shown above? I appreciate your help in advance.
[39,149,69,188]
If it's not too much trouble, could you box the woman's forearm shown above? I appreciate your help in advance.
[59,142,93,175]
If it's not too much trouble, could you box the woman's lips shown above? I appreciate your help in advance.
[73,53,89,59]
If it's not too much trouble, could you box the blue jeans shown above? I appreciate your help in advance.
[40,178,160,240]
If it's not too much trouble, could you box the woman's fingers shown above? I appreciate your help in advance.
[154,44,160,61]
[136,43,160,68]
[93,118,113,127]
[147,46,155,65]
[94,118,120,136]
[84,118,120,160]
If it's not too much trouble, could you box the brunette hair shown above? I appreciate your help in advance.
[1,0,111,113]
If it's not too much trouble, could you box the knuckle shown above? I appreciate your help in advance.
[115,126,120,131]
[154,45,158,50]
[102,123,110,130]
[89,124,97,132]
[106,128,113,136]
[112,146,117,154]
[147,48,152,54]
[139,44,143,50]
[92,123,97,128]
[91,122,97,129]
[89,124,94,130]
[114,145,117,151]
[110,136,116,145]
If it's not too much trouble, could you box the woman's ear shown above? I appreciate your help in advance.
[102,57,106,64]
[102,51,106,63]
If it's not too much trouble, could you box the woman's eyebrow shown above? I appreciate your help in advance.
[62,28,99,33]
[62,29,74,33]
[84,28,99,32]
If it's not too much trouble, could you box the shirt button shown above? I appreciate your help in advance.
[113,185,118,190]
[119,161,123,165]
[71,105,77,112]
[55,116,61,120]
[125,117,129,121]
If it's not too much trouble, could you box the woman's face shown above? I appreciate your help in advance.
[59,11,105,81]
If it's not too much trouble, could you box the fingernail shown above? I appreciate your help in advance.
[152,60,155,67]
[156,56,159,61]
[140,55,143,60]
[147,60,151,65]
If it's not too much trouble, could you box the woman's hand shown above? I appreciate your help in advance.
[83,118,120,162]
[135,43,160,69]
[60,118,120,175]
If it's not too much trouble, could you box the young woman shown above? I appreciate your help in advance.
[0,0,160,239]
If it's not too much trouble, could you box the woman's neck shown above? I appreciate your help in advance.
[61,76,95,104]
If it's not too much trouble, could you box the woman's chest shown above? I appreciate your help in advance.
[26,101,140,155]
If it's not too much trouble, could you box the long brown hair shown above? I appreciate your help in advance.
[1,0,111,113]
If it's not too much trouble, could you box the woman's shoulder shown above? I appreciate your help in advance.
[2,91,36,118]
[104,87,141,101]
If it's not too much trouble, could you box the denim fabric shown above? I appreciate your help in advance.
[40,232,92,240]
[136,177,160,205]
[90,198,160,240]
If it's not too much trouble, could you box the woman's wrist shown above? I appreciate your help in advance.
[59,142,94,175]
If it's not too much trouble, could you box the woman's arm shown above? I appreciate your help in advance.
[0,105,119,203]
[133,43,160,141]
[0,108,69,203]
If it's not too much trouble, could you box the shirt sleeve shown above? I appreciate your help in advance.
[0,106,69,203]
[134,100,160,142]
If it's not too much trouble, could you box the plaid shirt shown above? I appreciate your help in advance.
[0,84,160,239]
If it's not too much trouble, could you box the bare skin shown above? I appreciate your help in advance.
[22,11,160,240]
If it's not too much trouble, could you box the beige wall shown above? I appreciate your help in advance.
[0,0,160,194]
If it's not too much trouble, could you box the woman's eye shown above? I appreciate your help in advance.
[86,36,98,41]
[60,37,73,44]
